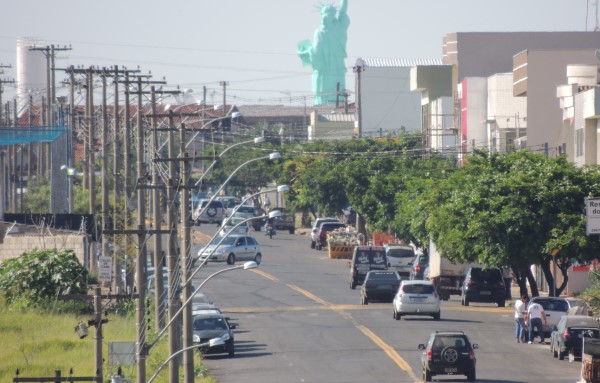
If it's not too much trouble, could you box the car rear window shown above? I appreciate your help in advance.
[321,223,345,231]
[402,284,435,294]
[432,336,469,349]
[470,268,503,282]
[534,298,569,312]
[366,272,399,281]
[387,248,414,259]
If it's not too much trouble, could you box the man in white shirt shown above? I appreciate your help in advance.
[526,300,547,344]
[514,295,528,343]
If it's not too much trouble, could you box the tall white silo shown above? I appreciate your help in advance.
[16,36,47,116]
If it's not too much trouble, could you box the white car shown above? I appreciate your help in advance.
[527,296,570,335]
[384,244,416,278]
[310,217,341,248]
[196,235,262,265]
[219,216,250,236]
[393,280,441,320]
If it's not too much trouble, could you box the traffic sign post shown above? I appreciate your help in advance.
[585,197,600,235]
[98,256,112,283]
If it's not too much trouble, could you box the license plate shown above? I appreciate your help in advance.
[411,297,425,302]
[444,368,458,373]
[480,291,491,295]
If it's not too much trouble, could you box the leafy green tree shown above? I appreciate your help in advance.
[0,249,88,307]
[427,150,600,297]
[22,176,51,213]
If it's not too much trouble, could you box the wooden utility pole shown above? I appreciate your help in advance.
[150,86,165,329]
[166,110,180,383]
[135,76,148,383]
[179,124,194,383]
[101,71,111,271]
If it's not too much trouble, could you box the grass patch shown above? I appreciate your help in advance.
[0,300,216,383]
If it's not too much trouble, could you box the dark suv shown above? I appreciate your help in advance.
[461,267,505,307]
[418,331,478,382]
[348,245,388,289]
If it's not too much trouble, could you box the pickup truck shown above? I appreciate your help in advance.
[269,207,295,234]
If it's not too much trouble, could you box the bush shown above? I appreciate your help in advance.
[0,249,88,309]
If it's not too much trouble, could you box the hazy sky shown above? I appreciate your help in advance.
[0,0,593,106]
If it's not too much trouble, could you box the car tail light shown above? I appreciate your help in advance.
[466,277,472,287]
[426,349,432,360]
[352,269,357,276]
[469,351,475,360]
[415,264,421,273]
[562,330,570,340]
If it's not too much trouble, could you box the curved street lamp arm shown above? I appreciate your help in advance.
[147,342,210,383]
[148,214,266,350]
[192,155,270,220]
[193,138,260,187]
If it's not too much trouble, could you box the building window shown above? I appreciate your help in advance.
[576,129,584,157]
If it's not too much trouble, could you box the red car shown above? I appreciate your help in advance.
[315,222,346,250]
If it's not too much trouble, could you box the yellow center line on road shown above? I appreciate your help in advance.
[287,284,330,306]
[243,269,418,381]
[356,325,420,383]
[250,269,280,281]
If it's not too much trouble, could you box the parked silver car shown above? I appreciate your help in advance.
[393,280,441,320]
[196,235,262,265]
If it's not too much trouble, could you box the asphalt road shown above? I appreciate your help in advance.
[190,227,582,383]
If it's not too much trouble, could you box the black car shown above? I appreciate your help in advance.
[359,270,401,305]
[550,315,600,360]
[418,331,478,382]
[460,267,505,307]
[192,313,236,357]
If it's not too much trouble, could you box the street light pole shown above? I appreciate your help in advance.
[146,339,224,383]
[193,152,281,221]
[147,212,279,353]
[193,136,265,187]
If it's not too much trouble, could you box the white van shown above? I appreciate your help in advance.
[384,244,415,278]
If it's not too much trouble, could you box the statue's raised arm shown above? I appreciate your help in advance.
[339,0,348,19]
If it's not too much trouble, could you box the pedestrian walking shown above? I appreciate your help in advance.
[514,295,528,343]
[526,299,547,344]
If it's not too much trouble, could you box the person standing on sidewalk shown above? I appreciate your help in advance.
[514,295,528,343]
[526,299,547,344]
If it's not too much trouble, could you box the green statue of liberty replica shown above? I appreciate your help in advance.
[298,0,349,105]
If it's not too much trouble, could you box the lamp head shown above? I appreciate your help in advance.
[243,261,258,270]
[214,104,225,111]
[269,152,281,160]
[276,185,289,192]
[254,137,265,144]
[231,111,242,119]
[61,165,67,171]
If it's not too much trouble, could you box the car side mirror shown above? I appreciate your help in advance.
[472,344,479,349]
[418,344,426,350]
[552,325,558,331]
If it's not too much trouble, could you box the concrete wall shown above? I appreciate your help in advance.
[461,77,488,150]
[526,50,600,155]
[361,66,422,136]
[0,233,90,268]
[487,73,527,152]
[443,32,600,83]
